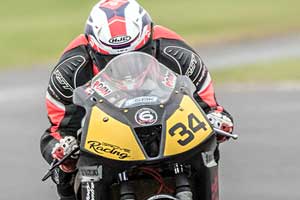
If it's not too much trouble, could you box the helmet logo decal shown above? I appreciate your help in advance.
[109,35,132,45]
[135,108,158,126]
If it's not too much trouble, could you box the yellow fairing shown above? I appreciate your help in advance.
[164,95,213,156]
[84,107,146,161]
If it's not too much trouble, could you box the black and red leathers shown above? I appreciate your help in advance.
[40,25,233,200]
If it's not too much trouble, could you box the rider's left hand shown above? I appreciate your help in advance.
[206,111,234,143]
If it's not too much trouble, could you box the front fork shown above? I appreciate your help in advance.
[78,161,219,200]
[174,164,193,200]
[193,150,219,200]
[79,165,107,200]
[118,171,136,200]
[80,178,102,200]
[79,170,137,200]
[117,164,193,200]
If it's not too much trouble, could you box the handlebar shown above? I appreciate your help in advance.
[42,129,237,181]
[213,128,239,140]
[41,147,80,182]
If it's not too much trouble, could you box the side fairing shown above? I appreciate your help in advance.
[75,75,214,163]
[83,106,146,161]
[164,95,213,156]
[80,96,213,162]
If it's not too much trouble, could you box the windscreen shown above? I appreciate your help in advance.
[91,52,177,108]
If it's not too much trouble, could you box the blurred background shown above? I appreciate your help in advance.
[0,0,299,199]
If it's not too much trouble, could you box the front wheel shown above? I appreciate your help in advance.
[145,194,179,200]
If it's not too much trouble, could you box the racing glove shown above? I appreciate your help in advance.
[51,136,79,173]
[207,111,234,143]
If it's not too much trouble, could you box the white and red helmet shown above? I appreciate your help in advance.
[85,0,153,55]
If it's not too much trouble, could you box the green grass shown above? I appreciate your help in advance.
[141,0,300,43]
[211,59,300,84]
[1,0,300,67]
[0,0,99,68]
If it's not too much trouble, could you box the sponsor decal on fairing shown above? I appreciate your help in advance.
[124,96,159,107]
[80,165,103,181]
[135,108,158,126]
[87,141,131,159]
[162,71,176,88]
[92,80,112,96]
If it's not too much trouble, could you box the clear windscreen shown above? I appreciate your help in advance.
[91,52,177,108]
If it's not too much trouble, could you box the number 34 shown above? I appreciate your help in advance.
[168,113,207,146]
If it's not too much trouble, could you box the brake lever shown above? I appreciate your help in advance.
[213,128,239,140]
[41,147,80,181]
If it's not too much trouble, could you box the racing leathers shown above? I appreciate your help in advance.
[40,25,233,200]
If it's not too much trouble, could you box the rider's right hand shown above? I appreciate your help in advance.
[51,136,79,173]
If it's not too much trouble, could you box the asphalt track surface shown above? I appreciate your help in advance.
[1,34,300,199]
[1,67,300,200]
[197,33,300,69]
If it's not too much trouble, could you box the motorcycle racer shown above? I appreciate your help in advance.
[40,0,234,199]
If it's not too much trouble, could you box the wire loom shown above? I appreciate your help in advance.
[139,167,174,195]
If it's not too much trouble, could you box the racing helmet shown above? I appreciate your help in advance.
[85,0,154,65]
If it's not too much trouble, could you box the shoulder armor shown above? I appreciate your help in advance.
[48,48,92,103]
[157,39,206,83]
[153,25,184,41]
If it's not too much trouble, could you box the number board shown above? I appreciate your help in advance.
[164,95,213,156]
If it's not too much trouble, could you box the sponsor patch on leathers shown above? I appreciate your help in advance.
[163,46,204,83]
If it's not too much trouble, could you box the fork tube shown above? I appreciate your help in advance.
[174,164,193,200]
[119,171,136,200]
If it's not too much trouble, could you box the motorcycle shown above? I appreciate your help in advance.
[42,52,238,200]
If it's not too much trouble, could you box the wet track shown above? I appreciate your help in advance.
[1,67,299,200]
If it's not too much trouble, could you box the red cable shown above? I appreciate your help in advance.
[145,168,174,193]
[157,184,164,194]
[143,168,173,193]
[140,167,165,194]
[140,167,174,194]
[140,167,162,182]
